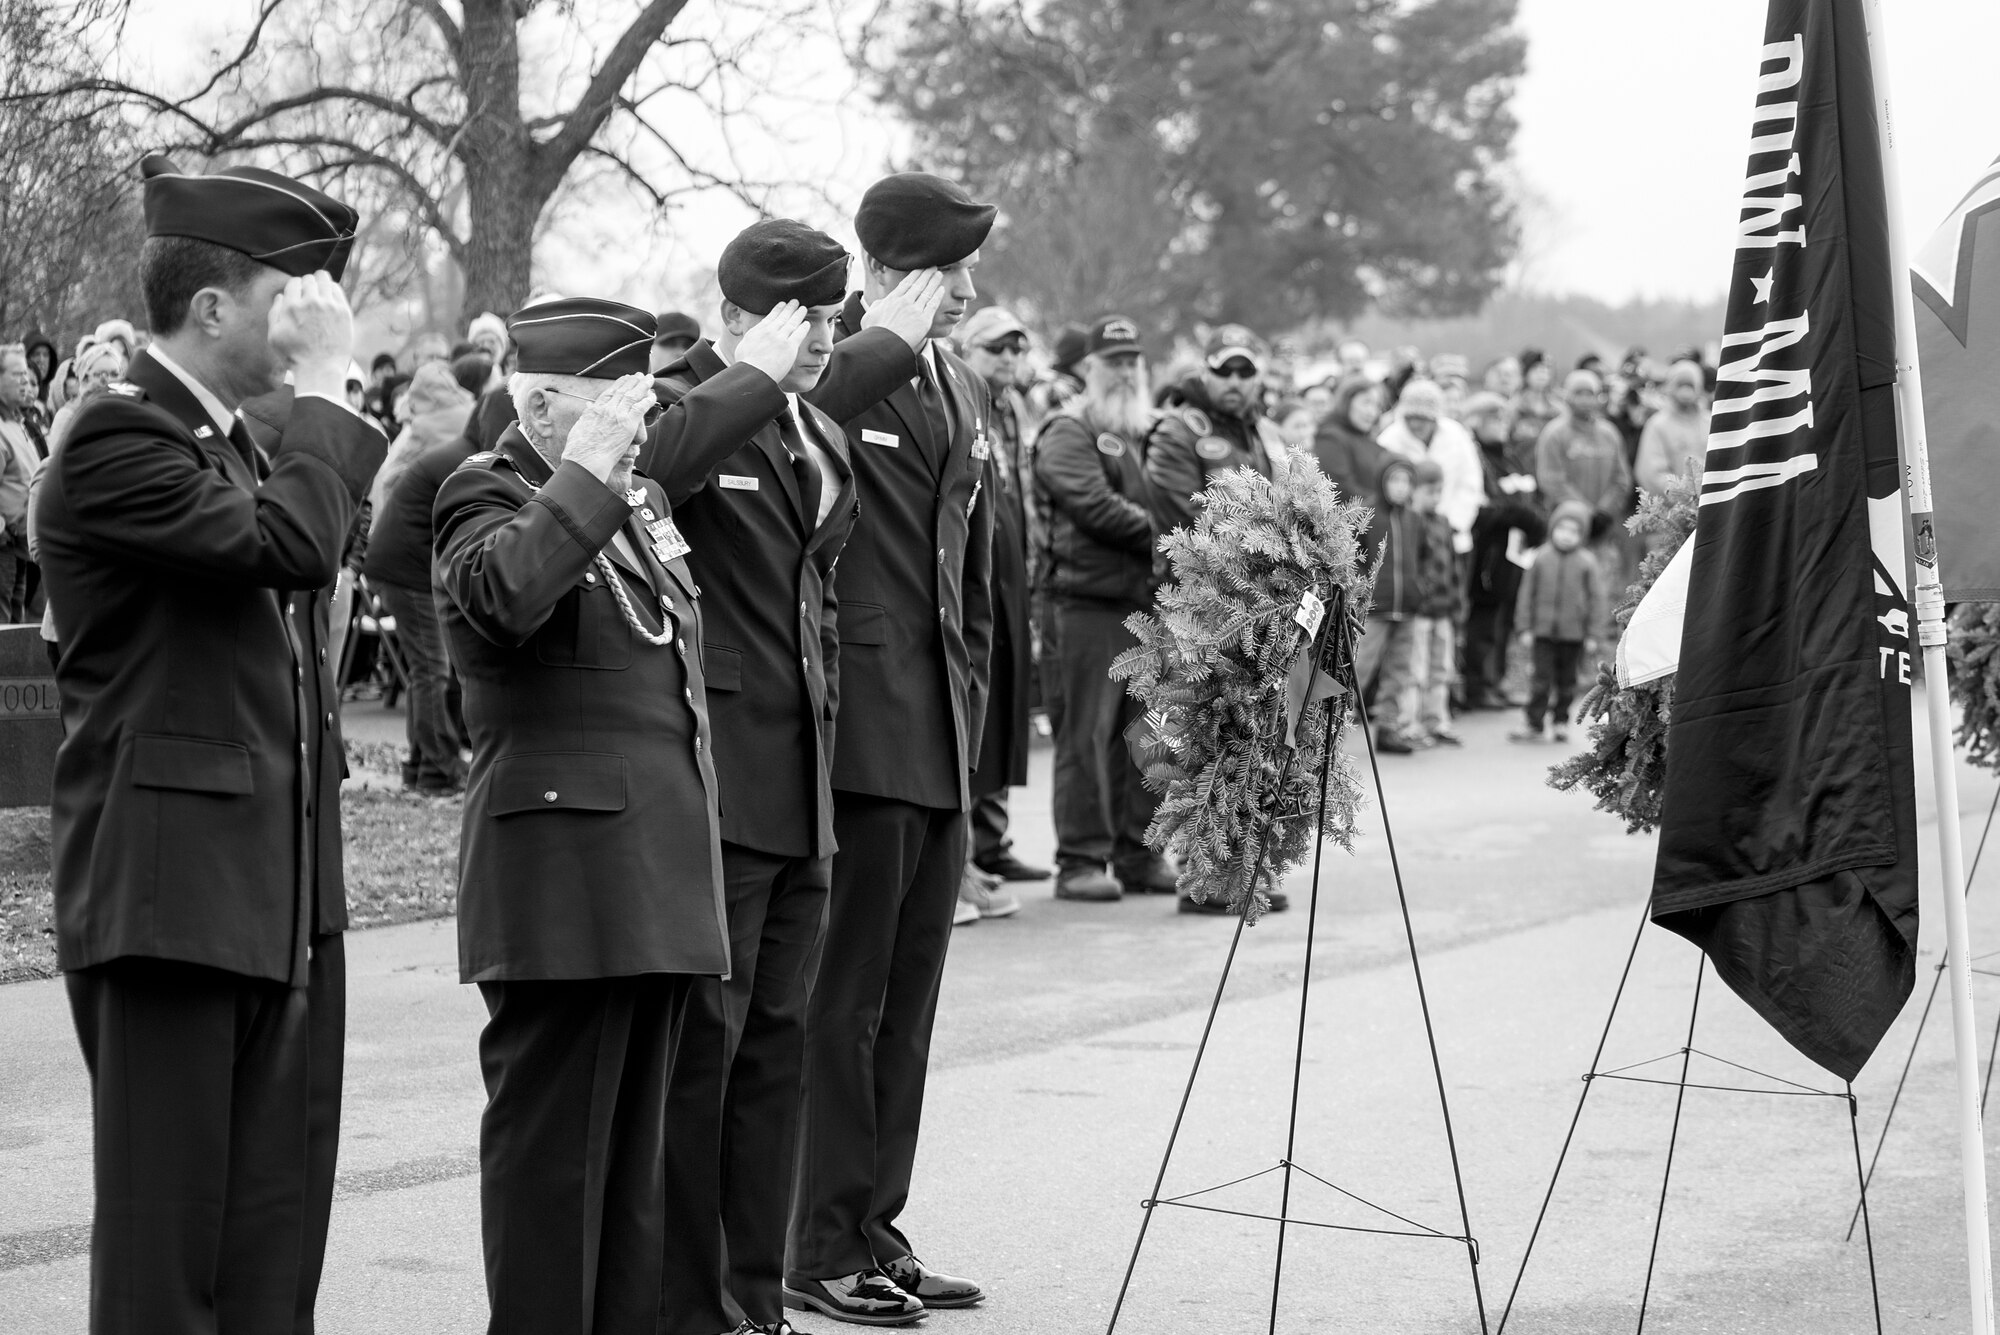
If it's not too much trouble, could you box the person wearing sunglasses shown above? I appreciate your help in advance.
[954,305,1048,909]
[1142,322,1284,544]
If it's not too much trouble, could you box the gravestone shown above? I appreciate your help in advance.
[0,624,60,808]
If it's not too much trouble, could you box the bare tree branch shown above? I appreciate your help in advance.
[535,0,690,179]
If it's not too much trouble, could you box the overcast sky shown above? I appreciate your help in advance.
[131,0,2000,311]
[1513,0,2000,302]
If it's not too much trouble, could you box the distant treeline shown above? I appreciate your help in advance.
[1309,290,1729,375]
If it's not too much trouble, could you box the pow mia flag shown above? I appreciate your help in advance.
[1651,0,1917,1081]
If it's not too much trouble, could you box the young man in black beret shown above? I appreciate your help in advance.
[787,170,995,1328]
[646,219,934,1335]
[35,154,385,1334]
[435,295,814,1335]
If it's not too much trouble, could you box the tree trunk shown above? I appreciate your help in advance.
[455,0,546,325]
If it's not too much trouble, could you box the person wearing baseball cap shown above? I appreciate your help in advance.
[1031,314,1185,907]
[641,218,873,1335]
[955,306,1047,908]
[1143,321,1285,542]
[434,295,763,1332]
[786,171,997,1326]
[35,152,385,1331]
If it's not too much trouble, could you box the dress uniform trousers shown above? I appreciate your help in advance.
[65,933,345,1335]
[788,798,964,1278]
[476,973,691,1335]
[1048,598,1157,876]
[660,845,830,1333]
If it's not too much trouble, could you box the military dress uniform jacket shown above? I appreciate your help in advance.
[804,295,995,812]
[35,351,384,986]
[648,340,856,860]
[434,428,729,983]
[1144,382,1280,537]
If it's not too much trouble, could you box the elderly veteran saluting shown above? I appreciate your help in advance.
[35,154,383,1334]
[787,171,993,1329]
[433,298,796,1334]
[644,219,890,1335]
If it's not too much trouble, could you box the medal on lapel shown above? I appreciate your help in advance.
[971,426,991,462]
[626,487,692,563]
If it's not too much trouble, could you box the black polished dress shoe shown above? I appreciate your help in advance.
[783,1269,925,1326]
[975,850,1052,881]
[880,1254,984,1309]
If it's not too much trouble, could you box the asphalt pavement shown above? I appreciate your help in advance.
[2,695,1997,1333]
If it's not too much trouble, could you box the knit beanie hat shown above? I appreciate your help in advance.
[1411,459,1445,486]
[1551,499,1593,535]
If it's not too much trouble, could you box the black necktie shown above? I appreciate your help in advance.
[916,355,951,455]
[776,407,822,530]
[228,417,268,482]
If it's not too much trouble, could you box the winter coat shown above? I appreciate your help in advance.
[369,362,475,529]
[1359,458,1423,621]
[1375,412,1486,550]
[1414,509,1461,620]
[1534,412,1633,528]
[1310,376,1388,505]
[1032,407,1157,608]
[1514,538,1606,642]
[1636,403,1710,497]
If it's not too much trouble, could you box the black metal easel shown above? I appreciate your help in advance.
[1495,902,1888,1334]
[1103,590,1490,1334]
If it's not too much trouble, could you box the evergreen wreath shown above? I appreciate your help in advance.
[1112,449,1371,922]
[1950,602,2000,770]
[1547,474,1699,833]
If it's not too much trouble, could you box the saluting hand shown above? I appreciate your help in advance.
[562,373,656,495]
[861,269,947,350]
[736,301,810,385]
[269,271,355,400]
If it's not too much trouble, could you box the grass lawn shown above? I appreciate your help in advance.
[0,781,463,985]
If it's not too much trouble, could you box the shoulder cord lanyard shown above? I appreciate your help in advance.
[595,552,677,647]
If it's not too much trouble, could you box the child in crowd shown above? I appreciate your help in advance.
[1509,499,1605,745]
[1406,460,1463,746]
[1354,456,1423,754]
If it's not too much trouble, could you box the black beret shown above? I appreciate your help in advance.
[140,154,359,280]
[854,172,996,271]
[718,220,850,315]
[654,311,701,343]
[507,298,657,378]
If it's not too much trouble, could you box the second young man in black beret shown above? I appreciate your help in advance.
[648,219,935,1335]
[787,171,996,1328]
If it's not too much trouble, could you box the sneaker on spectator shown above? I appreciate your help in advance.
[959,862,1021,919]
[952,897,980,927]
[1375,728,1414,755]
[1055,866,1122,902]
[1428,728,1463,747]
[1551,725,1570,745]
[1507,726,1546,744]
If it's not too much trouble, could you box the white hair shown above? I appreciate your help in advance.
[508,371,602,447]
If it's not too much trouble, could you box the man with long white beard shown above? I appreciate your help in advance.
[1030,316,1172,903]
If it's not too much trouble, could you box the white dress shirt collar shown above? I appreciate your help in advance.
[145,346,238,440]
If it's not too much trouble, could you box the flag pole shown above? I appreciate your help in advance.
[1860,3,1996,1330]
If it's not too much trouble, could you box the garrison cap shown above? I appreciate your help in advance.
[140,154,359,279]
[855,172,996,271]
[718,219,850,315]
[507,298,657,378]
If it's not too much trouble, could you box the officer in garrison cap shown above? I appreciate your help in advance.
[432,299,738,1333]
[1144,322,1284,536]
[785,171,994,1328]
[642,220,871,1335]
[34,153,384,1333]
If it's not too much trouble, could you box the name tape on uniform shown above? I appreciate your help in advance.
[860,428,899,448]
[718,475,759,490]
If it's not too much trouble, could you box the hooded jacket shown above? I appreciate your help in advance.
[22,330,57,407]
[1515,500,1607,641]
[1359,456,1423,620]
